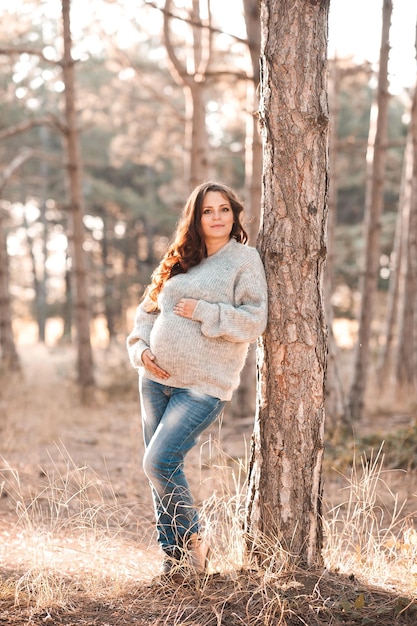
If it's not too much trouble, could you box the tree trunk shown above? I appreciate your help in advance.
[23,212,44,341]
[101,216,116,341]
[377,125,413,388]
[349,0,392,422]
[395,57,417,395]
[37,199,48,343]
[61,0,94,392]
[36,126,52,344]
[0,150,34,372]
[62,259,73,341]
[243,0,262,244]
[163,0,211,190]
[186,82,209,190]
[246,0,329,567]
[231,0,261,418]
[325,58,349,429]
[0,210,20,371]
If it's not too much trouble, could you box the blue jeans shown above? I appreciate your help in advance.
[139,377,226,554]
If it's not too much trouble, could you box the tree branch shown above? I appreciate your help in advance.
[205,70,249,81]
[163,0,191,87]
[0,148,34,194]
[144,0,248,45]
[0,47,62,65]
[0,115,66,141]
[104,42,184,120]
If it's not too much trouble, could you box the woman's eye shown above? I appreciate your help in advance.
[203,209,212,214]
[222,207,230,212]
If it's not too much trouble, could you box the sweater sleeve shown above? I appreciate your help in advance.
[191,253,268,343]
[126,297,159,369]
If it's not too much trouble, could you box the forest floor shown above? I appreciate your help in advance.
[1,342,417,625]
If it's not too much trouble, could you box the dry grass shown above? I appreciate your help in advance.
[1,343,417,624]
[2,449,417,625]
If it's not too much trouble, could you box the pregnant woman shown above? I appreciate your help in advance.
[127,181,268,581]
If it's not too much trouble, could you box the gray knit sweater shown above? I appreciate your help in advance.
[127,239,268,401]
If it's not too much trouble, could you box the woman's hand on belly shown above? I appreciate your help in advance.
[141,349,170,380]
[174,298,198,319]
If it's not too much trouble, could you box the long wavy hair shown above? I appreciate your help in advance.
[143,181,248,311]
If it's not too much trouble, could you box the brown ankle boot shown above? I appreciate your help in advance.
[187,533,210,573]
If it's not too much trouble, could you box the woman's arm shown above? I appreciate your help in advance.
[176,254,268,343]
[126,298,158,368]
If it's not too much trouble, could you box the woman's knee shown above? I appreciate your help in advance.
[142,447,157,480]
[143,446,175,482]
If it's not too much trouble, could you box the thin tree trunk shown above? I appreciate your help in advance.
[23,212,44,340]
[62,258,73,341]
[61,0,94,392]
[231,0,261,418]
[101,216,116,340]
[37,200,48,343]
[395,42,417,395]
[243,0,262,244]
[36,126,51,343]
[163,0,211,190]
[246,0,329,567]
[349,0,392,422]
[377,126,413,387]
[0,211,20,371]
[325,58,348,428]
[0,150,34,372]
[187,82,209,190]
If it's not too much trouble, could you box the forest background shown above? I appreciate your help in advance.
[2,0,417,624]
[0,0,416,405]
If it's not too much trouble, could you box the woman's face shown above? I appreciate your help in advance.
[200,190,234,245]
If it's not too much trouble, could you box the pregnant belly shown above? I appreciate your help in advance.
[149,316,201,370]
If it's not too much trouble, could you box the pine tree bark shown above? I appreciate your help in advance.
[349,0,392,422]
[246,0,329,566]
[62,0,94,392]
